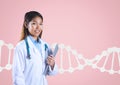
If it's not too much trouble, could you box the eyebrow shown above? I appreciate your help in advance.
[31,20,43,24]
[31,20,37,22]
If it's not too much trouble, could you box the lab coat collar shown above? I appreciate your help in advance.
[28,35,41,44]
[26,36,46,58]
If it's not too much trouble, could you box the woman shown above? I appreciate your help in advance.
[12,11,58,85]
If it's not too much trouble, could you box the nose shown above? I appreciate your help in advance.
[36,24,42,29]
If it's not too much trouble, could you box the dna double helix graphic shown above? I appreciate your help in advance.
[0,40,14,72]
[0,40,120,74]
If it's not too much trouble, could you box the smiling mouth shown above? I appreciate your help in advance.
[35,30,40,33]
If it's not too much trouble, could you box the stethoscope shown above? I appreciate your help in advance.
[25,38,53,75]
[25,38,52,59]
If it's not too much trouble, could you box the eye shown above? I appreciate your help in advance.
[39,23,43,26]
[32,22,36,25]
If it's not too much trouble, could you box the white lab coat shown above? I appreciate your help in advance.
[12,36,58,85]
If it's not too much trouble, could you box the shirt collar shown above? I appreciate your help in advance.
[28,35,41,44]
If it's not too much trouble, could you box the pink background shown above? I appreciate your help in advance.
[0,0,120,85]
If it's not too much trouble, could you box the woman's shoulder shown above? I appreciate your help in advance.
[15,40,26,50]
[40,39,49,46]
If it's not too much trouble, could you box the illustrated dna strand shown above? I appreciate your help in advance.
[53,44,120,74]
[89,47,120,74]
[51,43,87,74]
[0,40,14,72]
[0,39,120,75]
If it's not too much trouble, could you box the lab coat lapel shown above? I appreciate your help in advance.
[40,39,46,59]
[27,36,42,58]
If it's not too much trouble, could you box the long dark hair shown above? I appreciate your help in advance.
[20,11,43,41]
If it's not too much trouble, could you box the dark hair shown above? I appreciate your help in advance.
[20,11,43,41]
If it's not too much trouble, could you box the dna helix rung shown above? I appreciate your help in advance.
[0,40,120,74]
[51,43,87,74]
[89,47,120,74]
[0,40,14,72]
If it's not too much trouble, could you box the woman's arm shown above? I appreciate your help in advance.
[12,47,26,85]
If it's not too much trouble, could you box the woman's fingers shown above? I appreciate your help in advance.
[47,56,55,66]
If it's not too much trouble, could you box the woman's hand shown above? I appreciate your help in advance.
[47,56,55,70]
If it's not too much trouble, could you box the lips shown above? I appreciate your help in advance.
[35,30,40,33]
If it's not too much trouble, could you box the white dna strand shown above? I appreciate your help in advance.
[0,40,14,72]
[0,39,120,75]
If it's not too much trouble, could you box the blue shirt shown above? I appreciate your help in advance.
[29,35,42,53]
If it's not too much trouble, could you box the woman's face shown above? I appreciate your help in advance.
[27,16,43,40]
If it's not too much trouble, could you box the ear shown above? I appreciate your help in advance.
[24,21,28,28]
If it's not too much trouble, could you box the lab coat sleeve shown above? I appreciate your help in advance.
[45,43,58,76]
[47,63,58,75]
[12,47,26,85]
